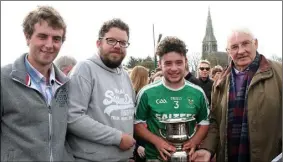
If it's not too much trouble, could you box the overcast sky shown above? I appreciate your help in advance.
[1,1,282,66]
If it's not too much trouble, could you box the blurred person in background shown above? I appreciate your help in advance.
[149,71,163,83]
[184,61,201,86]
[54,55,77,75]
[130,65,149,94]
[129,65,149,162]
[197,60,213,105]
[211,65,223,81]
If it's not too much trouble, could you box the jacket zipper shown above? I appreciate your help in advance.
[48,105,53,162]
[12,78,64,162]
[47,85,63,162]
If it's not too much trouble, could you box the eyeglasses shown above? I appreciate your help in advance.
[99,37,130,48]
[199,67,210,71]
[226,39,254,54]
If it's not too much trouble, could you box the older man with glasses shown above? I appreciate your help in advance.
[192,28,282,162]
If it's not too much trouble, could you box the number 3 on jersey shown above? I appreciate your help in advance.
[173,101,179,109]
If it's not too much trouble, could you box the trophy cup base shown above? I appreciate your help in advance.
[169,151,188,162]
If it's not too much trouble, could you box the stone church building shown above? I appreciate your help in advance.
[201,8,230,68]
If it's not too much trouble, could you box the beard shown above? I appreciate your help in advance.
[99,48,125,68]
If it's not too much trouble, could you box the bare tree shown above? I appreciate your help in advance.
[187,52,201,74]
[270,54,282,63]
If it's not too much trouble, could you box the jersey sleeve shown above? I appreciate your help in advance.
[196,91,210,125]
[134,90,149,124]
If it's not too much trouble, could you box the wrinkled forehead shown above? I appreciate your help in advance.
[227,32,253,47]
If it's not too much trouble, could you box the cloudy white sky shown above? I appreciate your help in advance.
[1,1,282,66]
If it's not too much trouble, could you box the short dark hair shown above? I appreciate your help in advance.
[156,36,187,59]
[22,5,67,42]
[98,18,129,39]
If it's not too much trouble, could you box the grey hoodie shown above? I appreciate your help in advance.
[67,53,135,162]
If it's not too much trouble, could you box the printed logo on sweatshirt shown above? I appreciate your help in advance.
[155,113,196,121]
[103,89,134,121]
[155,99,167,104]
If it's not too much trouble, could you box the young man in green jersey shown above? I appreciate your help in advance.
[134,36,210,161]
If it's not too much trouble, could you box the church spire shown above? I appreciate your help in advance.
[202,7,217,54]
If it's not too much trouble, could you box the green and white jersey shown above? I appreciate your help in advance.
[134,79,210,160]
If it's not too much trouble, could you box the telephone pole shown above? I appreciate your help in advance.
[153,24,162,69]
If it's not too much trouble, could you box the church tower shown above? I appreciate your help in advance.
[202,7,218,57]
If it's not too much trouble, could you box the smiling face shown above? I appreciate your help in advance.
[227,31,258,71]
[26,20,64,68]
[159,51,186,85]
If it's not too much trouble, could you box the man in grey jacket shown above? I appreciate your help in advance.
[1,6,73,162]
[67,18,136,162]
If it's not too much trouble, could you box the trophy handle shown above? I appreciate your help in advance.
[159,129,166,139]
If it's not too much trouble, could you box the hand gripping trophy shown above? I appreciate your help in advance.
[159,117,195,162]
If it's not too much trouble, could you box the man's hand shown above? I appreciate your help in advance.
[119,133,136,150]
[137,146,145,158]
[153,138,176,161]
[182,139,197,157]
[191,149,211,162]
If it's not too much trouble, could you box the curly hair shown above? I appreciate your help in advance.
[156,36,187,58]
[22,5,67,42]
[98,18,129,39]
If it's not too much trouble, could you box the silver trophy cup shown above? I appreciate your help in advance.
[159,118,195,162]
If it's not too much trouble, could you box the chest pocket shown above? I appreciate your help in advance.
[55,86,68,107]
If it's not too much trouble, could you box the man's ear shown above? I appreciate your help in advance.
[25,33,30,46]
[254,38,258,49]
[158,59,161,69]
[96,40,101,48]
[185,58,189,71]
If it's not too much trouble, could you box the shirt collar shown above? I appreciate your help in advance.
[233,67,241,74]
[161,77,185,91]
[49,65,56,85]
[25,54,55,85]
[233,67,248,75]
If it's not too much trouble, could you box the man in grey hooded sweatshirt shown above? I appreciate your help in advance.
[67,18,136,162]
